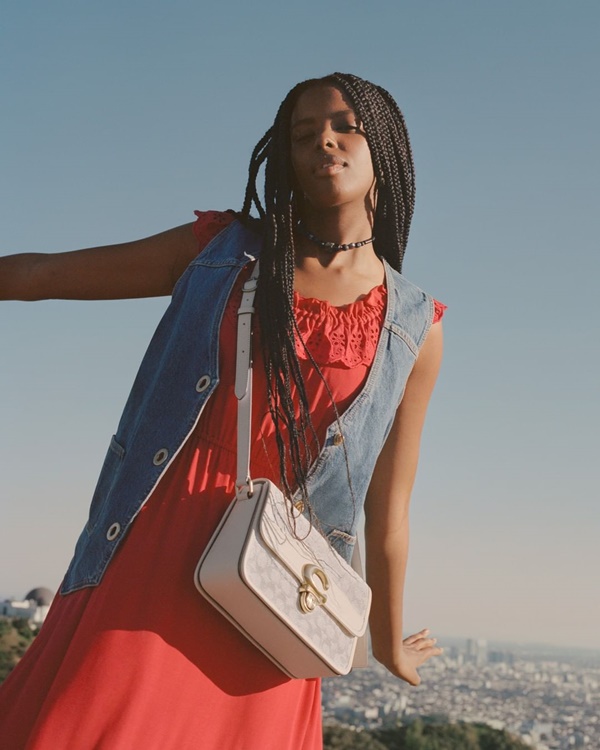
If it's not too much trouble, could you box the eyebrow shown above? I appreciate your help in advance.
[291,109,356,129]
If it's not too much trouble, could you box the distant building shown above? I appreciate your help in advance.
[489,649,515,666]
[465,637,488,666]
[1,587,54,626]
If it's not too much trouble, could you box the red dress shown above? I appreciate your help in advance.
[0,212,445,750]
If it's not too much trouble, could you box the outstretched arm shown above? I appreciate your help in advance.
[0,222,199,301]
[364,321,444,685]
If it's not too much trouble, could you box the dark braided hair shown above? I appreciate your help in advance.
[240,72,416,510]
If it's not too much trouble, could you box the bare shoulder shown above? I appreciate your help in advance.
[411,321,444,385]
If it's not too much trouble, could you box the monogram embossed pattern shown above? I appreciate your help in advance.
[240,481,371,675]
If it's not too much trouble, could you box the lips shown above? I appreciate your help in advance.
[316,155,346,174]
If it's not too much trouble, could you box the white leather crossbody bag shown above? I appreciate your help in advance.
[194,262,371,678]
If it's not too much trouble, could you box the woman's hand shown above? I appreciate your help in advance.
[375,628,443,686]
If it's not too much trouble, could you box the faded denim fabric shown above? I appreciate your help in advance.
[61,220,433,594]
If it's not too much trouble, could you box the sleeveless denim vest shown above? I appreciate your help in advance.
[61,220,434,594]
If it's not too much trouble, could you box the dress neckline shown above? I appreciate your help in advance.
[293,283,386,311]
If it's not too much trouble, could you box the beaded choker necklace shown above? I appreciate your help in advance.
[298,223,375,254]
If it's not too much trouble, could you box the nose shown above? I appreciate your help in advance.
[315,126,336,150]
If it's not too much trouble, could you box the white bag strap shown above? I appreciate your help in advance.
[234,261,260,496]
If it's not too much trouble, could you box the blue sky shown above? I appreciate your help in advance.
[1,0,599,649]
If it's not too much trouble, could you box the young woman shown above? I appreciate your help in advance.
[0,73,445,749]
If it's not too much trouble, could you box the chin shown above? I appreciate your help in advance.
[304,192,359,212]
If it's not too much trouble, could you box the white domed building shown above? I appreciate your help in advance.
[0,587,55,625]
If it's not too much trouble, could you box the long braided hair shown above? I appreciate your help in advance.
[240,72,416,511]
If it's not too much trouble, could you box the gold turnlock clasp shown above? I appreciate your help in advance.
[298,564,329,614]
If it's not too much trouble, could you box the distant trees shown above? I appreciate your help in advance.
[323,718,531,749]
[323,725,387,749]
[0,617,36,684]
[471,723,531,750]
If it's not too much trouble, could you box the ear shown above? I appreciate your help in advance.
[364,180,378,219]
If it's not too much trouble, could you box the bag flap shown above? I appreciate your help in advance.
[256,481,371,637]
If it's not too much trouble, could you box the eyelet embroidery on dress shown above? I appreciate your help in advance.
[294,286,387,368]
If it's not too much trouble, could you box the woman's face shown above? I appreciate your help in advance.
[290,85,376,215]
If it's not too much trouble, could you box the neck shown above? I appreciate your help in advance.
[298,206,373,248]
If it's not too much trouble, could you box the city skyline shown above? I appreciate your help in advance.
[322,638,599,750]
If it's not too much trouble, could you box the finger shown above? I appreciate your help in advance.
[408,671,421,687]
[415,637,438,651]
[405,632,434,648]
[396,664,421,686]
[403,628,430,645]
[420,646,444,661]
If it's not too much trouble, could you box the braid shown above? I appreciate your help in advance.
[241,129,271,221]
[239,72,416,511]
[326,73,416,270]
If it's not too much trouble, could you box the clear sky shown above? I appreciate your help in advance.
[1,0,599,649]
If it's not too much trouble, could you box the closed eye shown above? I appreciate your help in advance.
[293,131,314,143]
[336,123,362,134]
[291,122,362,143]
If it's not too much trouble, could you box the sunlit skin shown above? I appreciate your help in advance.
[0,82,444,687]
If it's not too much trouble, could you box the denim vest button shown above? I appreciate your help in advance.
[153,448,169,466]
[332,433,344,446]
[195,375,211,393]
[106,522,121,541]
